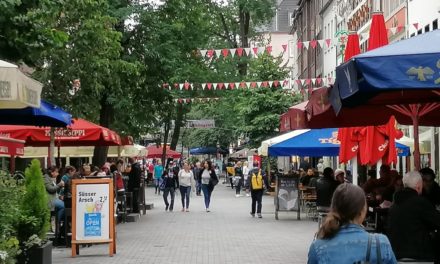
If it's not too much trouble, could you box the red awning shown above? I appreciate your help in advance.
[146,145,181,159]
[0,118,121,147]
[0,136,25,156]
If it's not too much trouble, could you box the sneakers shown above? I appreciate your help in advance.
[246,193,250,197]
[181,208,185,212]
[165,205,169,211]
[235,194,240,197]
[250,212,255,218]
[258,213,262,218]
[206,208,210,212]
[185,209,190,212]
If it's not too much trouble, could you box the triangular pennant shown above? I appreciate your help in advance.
[413,23,419,30]
[246,82,251,88]
[282,44,287,52]
[325,39,331,48]
[162,83,169,89]
[252,47,259,55]
[310,40,317,49]
[317,40,325,48]
[268,81,273,87]
[222,48,229,57]
[261,81,268,87]
[316,78,322,85]
[207,83,212,90]
[214,49,222,57]
[200,49,208,57]
[303,41,310,50]
[361,33,369,40]
[311,78,316,85]
[396,25,404,33]
[389,27,397,35]
[300,79,306,86]
[256,81,262,88]
[297,42,303,49]
[179,83,184,90]
[305,79,311,85]
[207,49,214,58]
[218,83,224,90]
[174,83,179,89]
[235,82,240,88]
[273,80,279,87]
[174,99,178,103]
[250,82,257,88]
[202,83,207,90]
[223,83,229,89]
[213,83,218,90]
[258,47,265,54]
[178,98,183,103]
[184,82,190,90]
[206,98,211,102]
[244,48,251,56]
[328,77,333,84]
[229,83,235,89]
[230,48,236,58]
[283,79,289,88]
[240,82,247,88]
[295,79,302,86]
[186,98,191,103]
[237,48,244,57]
[266,46,272,54]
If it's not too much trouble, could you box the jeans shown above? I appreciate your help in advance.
[155,178,161,194]
[163,187,175,211]
[235,178,242,195]
[54,198,65,224]
[180,186,191,209]
[201,184,212,209]
[251,189,263,214]
[196,181,201,195]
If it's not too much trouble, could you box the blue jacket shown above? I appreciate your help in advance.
[308,224,397,264]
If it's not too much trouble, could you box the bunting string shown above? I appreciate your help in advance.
[163,77,334,91]
[198,23,421,58]
[174,97,220,104]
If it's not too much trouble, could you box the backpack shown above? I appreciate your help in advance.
[251,170,263,190]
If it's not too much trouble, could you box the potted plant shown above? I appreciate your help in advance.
[16,160,52,264]
[0,170,24,264]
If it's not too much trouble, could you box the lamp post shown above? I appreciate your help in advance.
[216,141,220,160]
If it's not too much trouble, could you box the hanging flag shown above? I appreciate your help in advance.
[252,47,259,55]
[244,48,251,56]
[163,83,169,89]
[237,48,244,57]
[317,40,324,49]
[207,83,212,90]
[246,82,251,88]
[297,42,303,49]
[273,80,279,87]
[178,98,183,103]
[174,83,179,89]
[295,79,302,86]
[235,82,240,88]
[283,79,289,88]
[200,49,208,57]
[256,81,262,88]
[218,83,224,90]
[413,23,419,30]
[230,48,236,58]
[282,44,287,52]
[316,78,322,85]
[268,81,273,87]
[201,83,207,90]
[186,98,191,103]
[328,77,333,84]
[240,82,247,88]
[300,79,306,86]
[184,82,190,90]
[214,49,222,57]
[303,41,310,50]
[311,79,316,85]
[261,81,268,87]
[389,27,397,35]
[258,47,265,54]
[325,39,332,48]
[222,49,229,57]
[250,82,257,88]
[207,49,214,58]
[179,83,184,90]
[305,79,311,85]
[310,40,317,49]
[229,83,235,89]
[213,83,218,90]
[396,25,404,33]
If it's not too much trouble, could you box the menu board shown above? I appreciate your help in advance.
[277,177,299,211]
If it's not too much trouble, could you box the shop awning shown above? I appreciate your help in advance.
[0,136,25,156]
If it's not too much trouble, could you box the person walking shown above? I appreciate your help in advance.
[153,159,164,195]
[242,161,250,197]
[198,160,218,212]
[193,161,202,196]
[234,161,244,197]
[308,183,397,264]
[178,161,195,212]
[162,169,178,212]
[249,163,266,218]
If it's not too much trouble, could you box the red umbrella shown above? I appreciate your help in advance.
[146,145,181,159]
[344,32,361,62]
[368,12,389,51]
[0,118,121,146]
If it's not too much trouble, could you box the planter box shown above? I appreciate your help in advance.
[28,241,52,264]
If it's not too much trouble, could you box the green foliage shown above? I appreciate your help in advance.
[0,171,24,263]
[17,160,49,246]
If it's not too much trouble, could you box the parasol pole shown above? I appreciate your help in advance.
[410,104,421,170]
[49,127,56,167]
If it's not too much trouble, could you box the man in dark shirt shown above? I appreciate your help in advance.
[388,170,440,262]
[316,167,338,210]
[128,157,142,213]
[420,167,440,207]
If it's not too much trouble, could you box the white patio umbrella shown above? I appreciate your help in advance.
[0,60,42,109]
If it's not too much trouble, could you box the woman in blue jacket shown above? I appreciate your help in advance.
[308,183,397,264]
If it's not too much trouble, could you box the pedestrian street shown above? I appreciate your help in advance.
[53,183,317,264]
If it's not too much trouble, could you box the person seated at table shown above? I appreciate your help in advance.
[380,170,403,208]
[362,169,378,194]
[387,170,440,262]
[376,164,392,188]
[308,183,397,263]
[316,167,339,211]
[300,168,317,187]
[334,169,348,184]
[420,167,440,208]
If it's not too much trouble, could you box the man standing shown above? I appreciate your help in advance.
[193,161,202,196]
[388,170,440,262]
[248,162,266,218]
[128,157,141,214]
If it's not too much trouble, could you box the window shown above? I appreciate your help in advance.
[288,12,294,26]
[410,33,415,38]
[433,19,438,30]
[289,40,295,58]
[417,29,422,35]
[425,24,430,33]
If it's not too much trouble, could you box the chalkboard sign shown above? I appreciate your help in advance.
[275,176,300,220]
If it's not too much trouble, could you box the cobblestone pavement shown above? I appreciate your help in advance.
[53,180,317,264]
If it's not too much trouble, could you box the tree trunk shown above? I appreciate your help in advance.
[93,95,113,166]
[162,112,171,167]
[238,5,250,76]
[170,104,184,151]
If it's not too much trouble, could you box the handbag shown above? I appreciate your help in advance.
[357,234,382,264]
[209,173,219,187]
[159,178,166,191]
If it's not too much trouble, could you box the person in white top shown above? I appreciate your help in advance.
[178,161,195,212]
[242,161,250,197]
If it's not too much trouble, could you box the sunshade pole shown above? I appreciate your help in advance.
[49,127,55,167]
[410,104,421,170]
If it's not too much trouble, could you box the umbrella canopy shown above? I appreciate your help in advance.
[344,32,361,62]
[0,100,72,127]
[258,130,308,156]
[0,118,121,146]
[279,101,310,131]
[189,146,228,155]
[0,136,24,156]
[368,12,389,51]
[230,148,257,158]
[267,128,410,158]
[146,145,181,159]
[0,60,42,109]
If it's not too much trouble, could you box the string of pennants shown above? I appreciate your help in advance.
[174,97,220,104]
[164,77,334,91]
[198,23,422,58]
